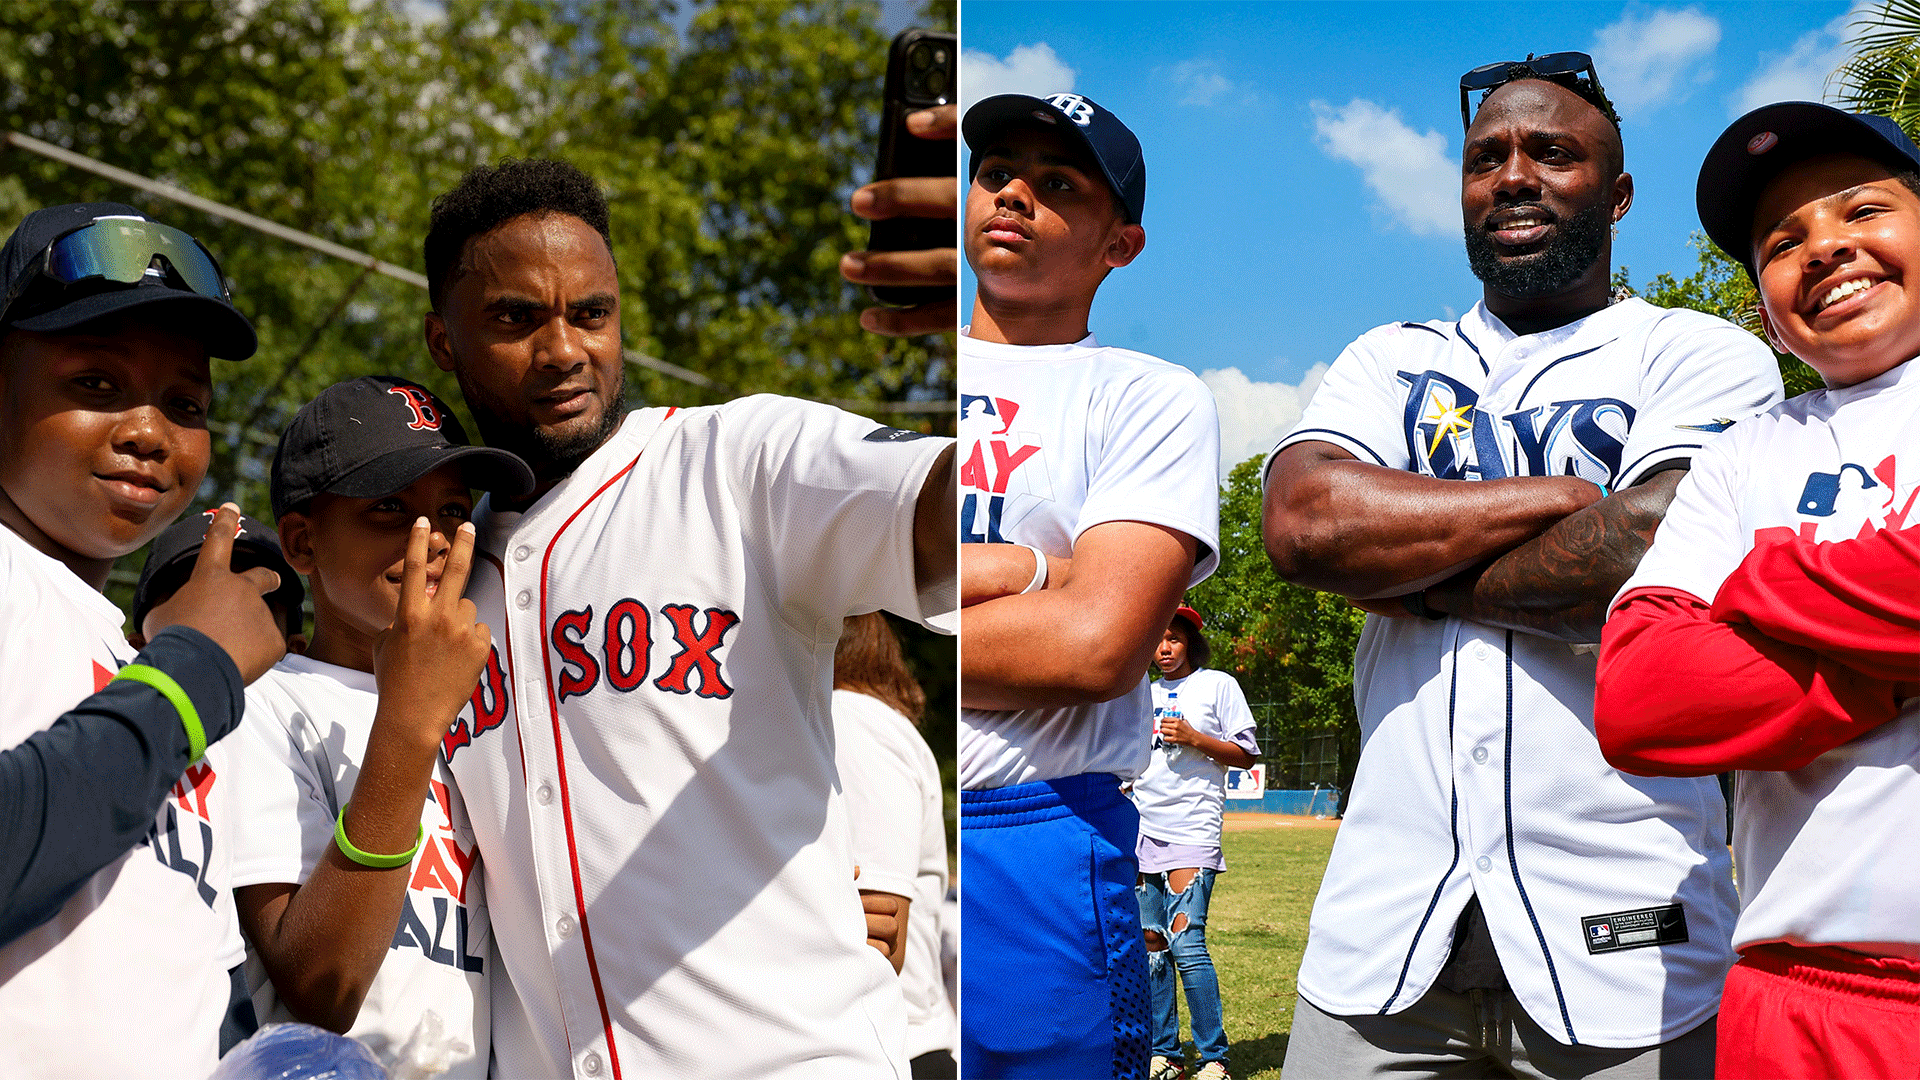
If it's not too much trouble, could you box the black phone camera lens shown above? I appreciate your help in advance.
[925,69,948,97]
[909,43,931,69]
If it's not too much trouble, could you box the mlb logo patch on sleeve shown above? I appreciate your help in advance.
[1581,904,1688,954]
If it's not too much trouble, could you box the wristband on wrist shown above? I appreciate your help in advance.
[333,803,424,869]
[113,664,205,763]
[1402,591,1448,621]
[1018,544,1048,594]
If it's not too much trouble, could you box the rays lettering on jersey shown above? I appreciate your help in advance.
[1397,370,1633,482]
[960,393,1043,543]
[145,761,220,908]
[1757,454,1917,544]
[549,600,740,703]
[389,778,485,973]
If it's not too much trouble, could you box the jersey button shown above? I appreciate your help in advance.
[1473,642,1490,661]
[516,589,533,609]
[582,1051,603,1076]
[556,913,576,939]
[1472,746,1489,764]
[1476,855,1492,872]
[515,544,532,562]
[536,784,554,806]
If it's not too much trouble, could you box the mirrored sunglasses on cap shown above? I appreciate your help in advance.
[1,216,231,325]
[1459,51,1605,131]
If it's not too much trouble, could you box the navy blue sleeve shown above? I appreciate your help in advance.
[0,626,245,947]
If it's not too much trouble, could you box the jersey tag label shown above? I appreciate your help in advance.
[1581,903,1688,954]
[864,425,931,442]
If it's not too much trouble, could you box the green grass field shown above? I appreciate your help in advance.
[1164,817,1339,1079]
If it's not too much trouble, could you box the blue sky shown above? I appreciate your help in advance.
[959,0,1863,467]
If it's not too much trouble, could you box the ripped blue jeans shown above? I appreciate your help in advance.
[1136,868,1227,1064]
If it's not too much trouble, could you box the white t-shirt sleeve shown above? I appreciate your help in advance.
[1615,315,1782,489]
[1612,432,1750,613]
[1270,325,1420,476]
[1077,367,1223,585]
[721,395,956,633]
[227,687,335,890]
[832,690,925,900]
[1212,671,1260,752]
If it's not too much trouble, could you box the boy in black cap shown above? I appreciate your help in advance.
[130,509,308,653]
[1596,103,1920,1077]
[958,94,1221,1079]
[0,202,287,1076]
[225,376,530,1075]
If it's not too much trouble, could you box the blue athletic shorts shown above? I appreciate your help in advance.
[960,774,1148,1079]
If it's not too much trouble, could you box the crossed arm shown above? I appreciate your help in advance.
[1262,441,1681,642]
[960,521,1197,710]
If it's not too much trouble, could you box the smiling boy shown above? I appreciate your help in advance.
[0,202,286,1077]
[1596,102,1920,1078]
[959,93,1221,1080]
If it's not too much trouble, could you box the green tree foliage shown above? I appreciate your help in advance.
[0,0,952,529]
[1834,0,1920,135]
[1184,456,1365,795]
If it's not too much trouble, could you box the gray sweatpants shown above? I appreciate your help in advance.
[1281,990,1715,1079]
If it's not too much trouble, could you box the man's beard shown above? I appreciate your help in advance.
[1464,200,1611,299]
[461,370,628,486]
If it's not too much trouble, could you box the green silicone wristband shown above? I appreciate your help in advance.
[333,803,424,869]
[113,664,205,764]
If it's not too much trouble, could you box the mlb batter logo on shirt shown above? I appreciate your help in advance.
[1760,454,1917,545]
[149,760,223,908]
[391,778,484,973]
[960,393,1050,544]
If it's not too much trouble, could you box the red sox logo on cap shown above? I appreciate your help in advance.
[387,384,444,431]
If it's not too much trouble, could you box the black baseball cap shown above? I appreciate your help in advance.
[0,203,257,360]
[1698,102,1920,278]
[132,509,304,637]
[963,92,1147,225]
[270,375,535,519]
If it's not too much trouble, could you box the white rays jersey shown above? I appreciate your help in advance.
[0,525,244,1077]
[229,654,489,1075]
[450,396,954,1080]
[1134,669,1258,848]
[1618,357,1920,960]
[1271,299,1782,1047]
[832,689,954,1061]
[960,333,1222,789]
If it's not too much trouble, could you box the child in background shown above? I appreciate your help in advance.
[228,376,532,1076]
[1595,102,1920,1078]
[130,509,308,653]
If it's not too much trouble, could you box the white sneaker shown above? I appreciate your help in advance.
[1148,1055,1184,1080]
[1193,1062,1231,1080]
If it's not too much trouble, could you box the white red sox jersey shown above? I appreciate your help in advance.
[832,689,954,1062]
[1272,299,1782,1047]
[1134,669,1259,849]
[229,654,489,1076]
[959,332,1222,789]
[0,525,245,1078]
[1619,357,1920,959]
[450,395,953,1080]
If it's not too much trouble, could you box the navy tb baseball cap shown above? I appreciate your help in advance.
[963,92,1147,224]
[1698,102,1920,278]
[270,375,535,519]
[132,509,304,638]
[0,203,257,360]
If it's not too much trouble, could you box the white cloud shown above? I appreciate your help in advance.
[1165,59,1234,107]
[1200,364,1331,471]
[1311,99,1457,236]
[960,43,1075,112]
[1730,4,1869,115]
[1590,8,1721,110]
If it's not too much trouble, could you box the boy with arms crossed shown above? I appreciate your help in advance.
[960,93,1221,1079]
[229,376,533,1075]
[1597,102,1920,1078]
[0,202,286,1076]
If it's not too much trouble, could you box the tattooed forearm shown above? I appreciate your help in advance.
[1425,470,1687,642]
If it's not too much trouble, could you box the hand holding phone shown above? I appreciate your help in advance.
[840,29,956,338]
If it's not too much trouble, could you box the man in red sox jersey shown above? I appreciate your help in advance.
[420,161,956,1079]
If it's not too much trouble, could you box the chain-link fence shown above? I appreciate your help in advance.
[1247,703,1342,790]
